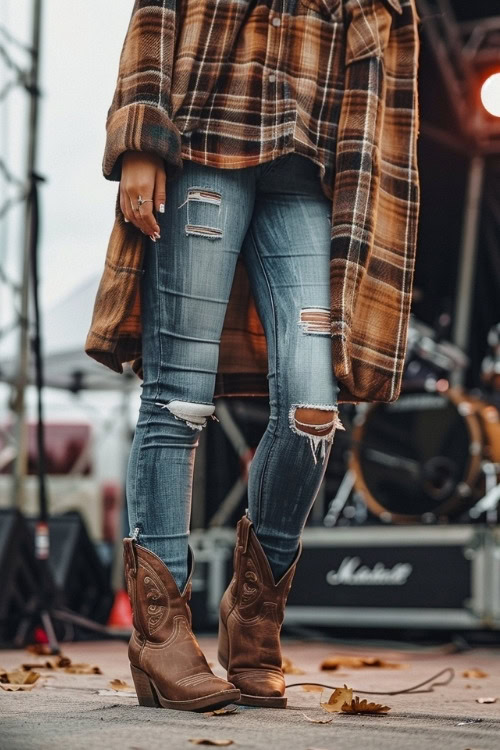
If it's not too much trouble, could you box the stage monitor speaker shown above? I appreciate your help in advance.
[27,512,114,626]
[0,508,54,644]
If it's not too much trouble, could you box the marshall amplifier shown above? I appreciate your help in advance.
[284,525,490,629]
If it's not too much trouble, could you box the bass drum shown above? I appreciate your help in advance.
[350,387,500,522]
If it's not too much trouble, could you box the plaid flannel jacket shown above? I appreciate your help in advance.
[85,0,421,404]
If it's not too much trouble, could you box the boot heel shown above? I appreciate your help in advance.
[130,664,160,708]
[217,616,229,670]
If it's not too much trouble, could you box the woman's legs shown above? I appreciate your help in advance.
[126,160,256,591]
[126,151,341,592]
[241,153,343,582]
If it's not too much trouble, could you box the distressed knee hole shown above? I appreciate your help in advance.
[289,403,345,465]
[298,307,331,335]
[154,399,217,431]
[178,187,223,239]
[294,408,336,435]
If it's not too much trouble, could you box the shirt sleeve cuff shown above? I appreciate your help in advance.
[102,103,183,181]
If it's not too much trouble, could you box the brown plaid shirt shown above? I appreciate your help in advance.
[85,0,421,404]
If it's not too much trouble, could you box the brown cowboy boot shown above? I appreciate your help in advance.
[218,513,301,708]
[123,537,240,711]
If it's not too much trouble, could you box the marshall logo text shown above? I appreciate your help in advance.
[326,556,413,586]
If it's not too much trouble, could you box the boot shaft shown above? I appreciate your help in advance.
[227,513,301,623]
[123,537,193,642]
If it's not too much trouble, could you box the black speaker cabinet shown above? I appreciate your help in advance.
[0,509,53,643]
[27,512,114,625]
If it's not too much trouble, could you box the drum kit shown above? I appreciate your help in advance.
[325,317,500,526]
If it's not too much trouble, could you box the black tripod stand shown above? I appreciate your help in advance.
[12,2,128,650]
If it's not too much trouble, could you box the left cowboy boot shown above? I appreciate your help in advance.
[218,512,301,708]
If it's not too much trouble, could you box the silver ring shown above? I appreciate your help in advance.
[134,194,154,212]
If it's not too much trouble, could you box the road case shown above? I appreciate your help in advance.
[284,525,490,629]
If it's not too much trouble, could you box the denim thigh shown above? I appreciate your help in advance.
[241,153,339,421]
[140,160,256,407]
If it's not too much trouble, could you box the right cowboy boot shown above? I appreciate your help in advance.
[218,513,301,708]
[123,536,240,711]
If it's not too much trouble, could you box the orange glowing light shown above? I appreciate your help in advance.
[480,73,500,117]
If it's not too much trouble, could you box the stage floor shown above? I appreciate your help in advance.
[1,637,500,749]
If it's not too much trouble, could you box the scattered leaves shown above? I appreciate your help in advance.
[282,657,305,675]
[0,669,41,691]
[188,741,234,746]
[301,684,324,693]
[302,714,333,724]
[320,655,405,671]
[341,696,391,714]
[462,669,488,679]
[476,697,497,704]
[320,685,353,713]
[204,707,238,717]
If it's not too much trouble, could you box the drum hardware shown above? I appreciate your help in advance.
[323,315,500,525]
[480,322,500,394]
[403,314,469,392]
[320,314,500,526]
[468,461,500,522]
[324,469,356,527]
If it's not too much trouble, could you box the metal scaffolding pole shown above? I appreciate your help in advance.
[10,0,43,508]
[450,154,485,386]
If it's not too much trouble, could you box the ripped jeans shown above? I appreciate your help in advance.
[125,152,344,591]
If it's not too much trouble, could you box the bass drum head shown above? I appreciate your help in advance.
[350,388,483,522]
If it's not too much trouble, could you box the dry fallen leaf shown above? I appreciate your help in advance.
[320,684,353,713]
[64,663,102,675]
[302,713,333,724]
[476,697,497,704]
[0,669,41,691]
[320,655,405,671]
[282,656,305,675]
[301,684,324,693]
[463,669,488,679]
[341,696,391,714]
[204,707,238,717]
[188,740,234,746]
[109,679,134,691]
[22,655,71,671]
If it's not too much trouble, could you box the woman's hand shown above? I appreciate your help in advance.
[119,151,167,241]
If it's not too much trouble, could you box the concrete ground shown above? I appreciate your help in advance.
[1,637,500,750]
